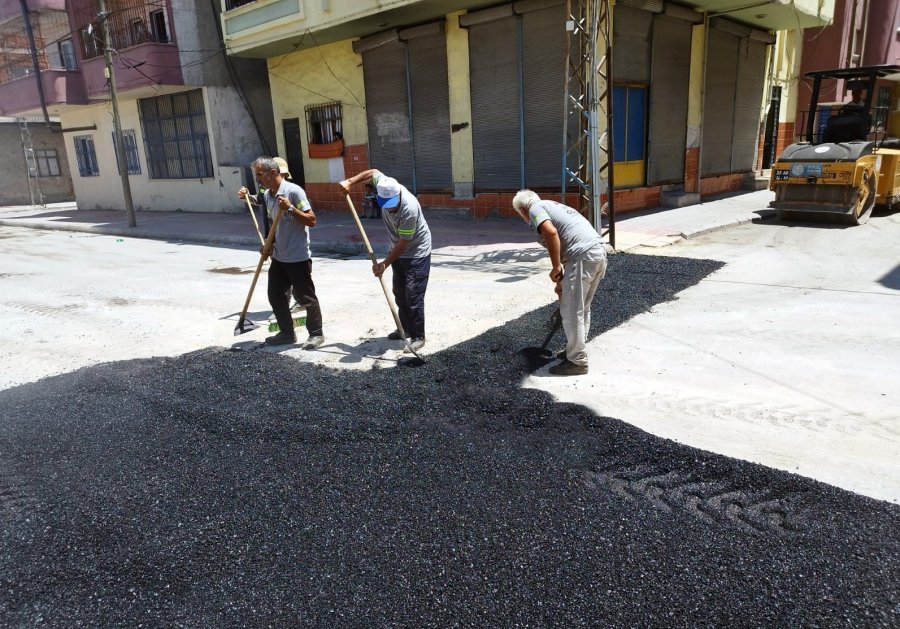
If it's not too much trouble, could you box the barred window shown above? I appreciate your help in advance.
[58,39,77,70]
[225,0,257,10]
[73,135,99,177]
[35,149,61,177]
[111,129,141,175]
[138,90,213,179]
[305,101,343,144]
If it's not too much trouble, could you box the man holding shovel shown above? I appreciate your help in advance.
[512,189,607,376]
[339,169,431,353]
[238,157,324,348]
[244,157,303,312]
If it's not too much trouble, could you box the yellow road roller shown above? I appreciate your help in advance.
[770,65,900,225]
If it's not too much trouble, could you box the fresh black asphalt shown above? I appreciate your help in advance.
[1,253,898,627]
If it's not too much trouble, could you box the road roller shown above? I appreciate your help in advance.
[769,65,900,225]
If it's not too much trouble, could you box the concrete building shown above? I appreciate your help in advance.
[0,0,277,213]
[221,0,833,217]
[0,116,74,205]
[764,0,900,166]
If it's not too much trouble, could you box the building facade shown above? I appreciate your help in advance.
[765,0,900,166]
[221,0,833,217]
[0,0,277,212]
[0,117,75,205]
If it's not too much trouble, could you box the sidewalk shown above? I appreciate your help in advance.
[0,191,775,254]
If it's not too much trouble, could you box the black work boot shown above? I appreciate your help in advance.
[548,359,588,376]
[265,331,297,346]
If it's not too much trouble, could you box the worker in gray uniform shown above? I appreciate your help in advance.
[512,189,607,376]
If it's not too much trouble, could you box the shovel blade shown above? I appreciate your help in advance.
[234,318,260,336]
[519,346,555,371]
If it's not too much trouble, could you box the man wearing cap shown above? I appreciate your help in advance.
[240,157,304,313]
[339,169,431,353]
[512,189,607,376]
[238,156,324,348]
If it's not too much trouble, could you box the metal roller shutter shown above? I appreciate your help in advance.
[732,39,767,172]
[362,40,414,185]
[522,3,567,188]
[469,16,522,190]
[613,5,652,82]
[701,28,739,176]
[407,31,452,192]
[647,15,691,184]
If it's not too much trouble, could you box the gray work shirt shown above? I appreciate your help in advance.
[527,200,603,261]
[264,180,313,263]
[381,181,431,259]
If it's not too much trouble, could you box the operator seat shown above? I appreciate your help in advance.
[823,106,870,143]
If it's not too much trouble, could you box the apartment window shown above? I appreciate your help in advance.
[35,149,61,177]
[58,39,77,70]
[225,0,258,9]
[305,101,343,144]
[129,18,148,46]
[874,86,892,132]
[111,129,141,175]
[150,10,169,44]
[139,90,213,179]
[81,26,101,59]
[73,135,99,177]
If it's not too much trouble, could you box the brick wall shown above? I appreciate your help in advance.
[775,121,796,160]
[301,142,740,218]
[698,173,744,196]
[0,122,75,206]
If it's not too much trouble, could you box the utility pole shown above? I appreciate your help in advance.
[562,0,615,248]
[98,0,137,227]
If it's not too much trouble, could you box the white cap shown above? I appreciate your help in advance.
[374,175,401,209]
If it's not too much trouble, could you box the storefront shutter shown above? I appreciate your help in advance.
[522,3,567,188]
[613,5,652,82]
[362,39,414,186]
[647,14,691,184]
[469,16,522,190]
[701,28,739,176]
[407,27,453,192]
[732,39,767,172]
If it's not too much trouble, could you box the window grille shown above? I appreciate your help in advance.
[305,101,343,144]
[138,90,213,179]
[73,135,100,177]
[58,39,77,70]
[225,0,258,9]
[35,149,61,177]
[0,10,71,82]
[111,129,141,175]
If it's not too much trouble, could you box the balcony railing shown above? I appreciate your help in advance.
[71,0,172,60]
[225,0,257,10]
[0,11,78,85]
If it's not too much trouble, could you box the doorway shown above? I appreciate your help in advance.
[282,118,306,187]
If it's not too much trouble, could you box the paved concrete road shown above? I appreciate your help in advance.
[529,210,900,503]
[0,226,549,388]
[1,224,898,625]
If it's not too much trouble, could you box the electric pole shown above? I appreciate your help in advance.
[98,0,137,227]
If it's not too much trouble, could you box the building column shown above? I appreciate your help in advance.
[684,18,706,195]
[445,11,474,199]
[773,29,803,159]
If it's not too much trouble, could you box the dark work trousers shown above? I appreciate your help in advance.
[260,208,301,306]
[391,255,430,339]
[267,258,323,337]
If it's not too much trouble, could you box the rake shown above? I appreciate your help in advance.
[234,205,285,335]
[342,192,427,364]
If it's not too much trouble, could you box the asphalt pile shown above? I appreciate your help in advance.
[1,253,898,627]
